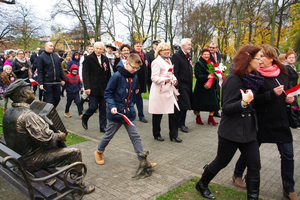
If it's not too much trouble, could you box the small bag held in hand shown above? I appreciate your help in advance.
[287,102,300,128]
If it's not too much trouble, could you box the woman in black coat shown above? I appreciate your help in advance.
[285,51,298,87]
[195,45,264,200]
[12,49,31,80]
[194,49,219,125]
[233,45,299,200]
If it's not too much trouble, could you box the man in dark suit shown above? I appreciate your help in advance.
[82,42,111,132]
[30,47,40,66]
[131,41,148,123]
[146,39,160,92]
[209,42,222,118]
[171,38,194,133]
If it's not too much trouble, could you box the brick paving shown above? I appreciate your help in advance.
[0,94,299,200]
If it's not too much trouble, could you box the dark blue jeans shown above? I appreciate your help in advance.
[65,92,82,115]
[134,92,145,120]
[234,142,295,192]
[43,84,61,107]
[82,95,107,130]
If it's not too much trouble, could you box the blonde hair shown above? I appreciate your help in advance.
[155,42,170,58]
[260,44,287,74]
[16,49,25,56]
[278,54,286,63]
[127,53,142,66]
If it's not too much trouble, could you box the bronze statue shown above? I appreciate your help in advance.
[2,79,95,194]
[132,151,153,179]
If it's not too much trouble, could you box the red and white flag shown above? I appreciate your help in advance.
[286,83,300,97]
[117,112,135,126]
[29,78,38,85]
[115,37,123,46]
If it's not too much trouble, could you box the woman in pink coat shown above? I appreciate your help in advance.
[148,42,182,143]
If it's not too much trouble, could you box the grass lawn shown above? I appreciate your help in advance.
[155,177,263,200]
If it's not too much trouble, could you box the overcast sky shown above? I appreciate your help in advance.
[12,0,72,35]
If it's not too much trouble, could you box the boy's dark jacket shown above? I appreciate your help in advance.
[65,64,82,93]
[67,52,80,71]
[104,63,138,123]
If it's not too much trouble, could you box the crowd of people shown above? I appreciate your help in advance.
[0,39,299,200]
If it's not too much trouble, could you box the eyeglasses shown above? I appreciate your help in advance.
[161,49,170,51]
[129,63,140,71]
[253,57,262,61]
[209,47,216,49]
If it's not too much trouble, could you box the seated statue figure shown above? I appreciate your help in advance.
[2,79,95,194]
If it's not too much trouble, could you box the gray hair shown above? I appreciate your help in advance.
[180,38,191,48]
[210,42,218,48]
[94,41,104,49]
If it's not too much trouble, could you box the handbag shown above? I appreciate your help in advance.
[287,99,300,128]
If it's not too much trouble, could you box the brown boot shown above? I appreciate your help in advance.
[283,190,300,200]
[95,151,104,165]
[232,174,246,189]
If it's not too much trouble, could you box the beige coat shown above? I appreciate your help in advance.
[148,56,179,114]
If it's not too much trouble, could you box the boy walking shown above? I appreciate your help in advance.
[95,53,156,167]
[64,64,83,118]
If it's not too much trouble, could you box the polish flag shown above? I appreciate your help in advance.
[117,112,135,126]
[286,83,300,97]
[29,78,38,85]
[115,37,123,46]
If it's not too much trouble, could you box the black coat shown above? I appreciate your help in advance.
[130,50,148,93]
[285,64,298,87]
[30,54,38,65]
[171,50,194,110]
[193,58,219,111]
[12,58,30,79]
[218,74,258,143]
[82,52,111,97]
[146,49,155,86]
[37,51,65,85]
[255,72,292,143]
[209,52,221,64]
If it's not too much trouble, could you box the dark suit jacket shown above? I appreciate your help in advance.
[130,50,148,93]
[171,50,194,110]
[82,52,111,96]
[30,54,38,65]
[209,52,221,64]
[146,49,155,84]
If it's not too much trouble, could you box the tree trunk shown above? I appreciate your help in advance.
[271,0,279,46]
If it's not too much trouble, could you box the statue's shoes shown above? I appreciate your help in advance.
[150,163,157,168]
[83,185,95,194]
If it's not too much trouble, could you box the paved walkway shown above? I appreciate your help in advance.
[0,94,300,200]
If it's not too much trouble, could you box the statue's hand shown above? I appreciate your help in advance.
[58,131,67,142]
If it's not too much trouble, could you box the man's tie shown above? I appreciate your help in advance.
[213,54,217,63]
[98,56,102,67]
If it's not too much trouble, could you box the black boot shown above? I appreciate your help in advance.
[246,176,260,200]
[195,165,216,199]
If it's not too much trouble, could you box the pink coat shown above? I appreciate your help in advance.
[3,59,12,66]
[148,56,179,114]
